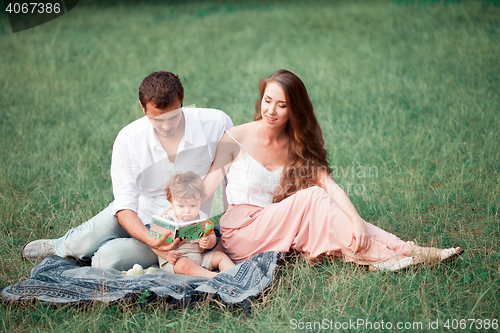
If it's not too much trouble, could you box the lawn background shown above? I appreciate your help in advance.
[1,0,499,332]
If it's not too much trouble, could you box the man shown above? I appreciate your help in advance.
[21,71,233,270]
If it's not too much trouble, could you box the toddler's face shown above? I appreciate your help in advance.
[171,197,201,221]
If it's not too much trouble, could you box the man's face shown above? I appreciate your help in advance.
[143,100,183,138]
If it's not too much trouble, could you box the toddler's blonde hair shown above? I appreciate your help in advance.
[165,172,206,203]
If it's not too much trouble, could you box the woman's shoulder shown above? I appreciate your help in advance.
[224,121,257,143]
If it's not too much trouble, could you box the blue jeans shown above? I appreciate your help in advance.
[54,202,221,271]
[54,203,158,271]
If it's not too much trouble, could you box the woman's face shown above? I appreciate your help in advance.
[260,81,289,129]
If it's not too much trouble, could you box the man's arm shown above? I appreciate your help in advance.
[111,125,186,254]
[116,209,186,253]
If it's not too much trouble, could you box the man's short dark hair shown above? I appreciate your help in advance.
[139,71,184,110]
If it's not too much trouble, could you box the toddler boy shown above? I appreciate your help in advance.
[158,172,235,278]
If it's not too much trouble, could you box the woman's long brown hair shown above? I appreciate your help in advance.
[254,69,331,203]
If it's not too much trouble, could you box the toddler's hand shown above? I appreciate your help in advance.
[198,237,210,249]
[199,233,216,249]
[166,250,182,264]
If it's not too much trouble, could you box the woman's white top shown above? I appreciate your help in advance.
[225,131,283,208]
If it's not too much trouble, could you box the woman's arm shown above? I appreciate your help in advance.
[202,132,239,201]
[318,168,371,253]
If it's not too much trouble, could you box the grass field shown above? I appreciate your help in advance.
[1,0,499,331]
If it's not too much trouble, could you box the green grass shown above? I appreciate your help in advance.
[1,0,499,332]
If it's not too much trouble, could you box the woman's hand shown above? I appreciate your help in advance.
[159,208,172,217]
[198,233,216,249]
[349,219,371,254]
[166,250,182,265]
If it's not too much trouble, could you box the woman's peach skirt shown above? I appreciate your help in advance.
[220,186,416,264]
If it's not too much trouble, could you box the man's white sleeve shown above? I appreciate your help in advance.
[110,133,140,215]
[223,112,234,132]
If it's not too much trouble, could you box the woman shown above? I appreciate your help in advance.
[203,69,460,271]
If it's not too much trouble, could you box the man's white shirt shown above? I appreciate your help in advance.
[110,107,233,225]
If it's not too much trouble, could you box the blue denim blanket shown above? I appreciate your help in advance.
[1,251,280,308]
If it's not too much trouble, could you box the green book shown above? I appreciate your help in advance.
[149,214,207,244]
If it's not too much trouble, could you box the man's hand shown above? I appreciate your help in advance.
[198,233,216,249]
[151,233,187,261]
[150,230,187,252]
[166,250,182,265]
[116,209,187,253]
